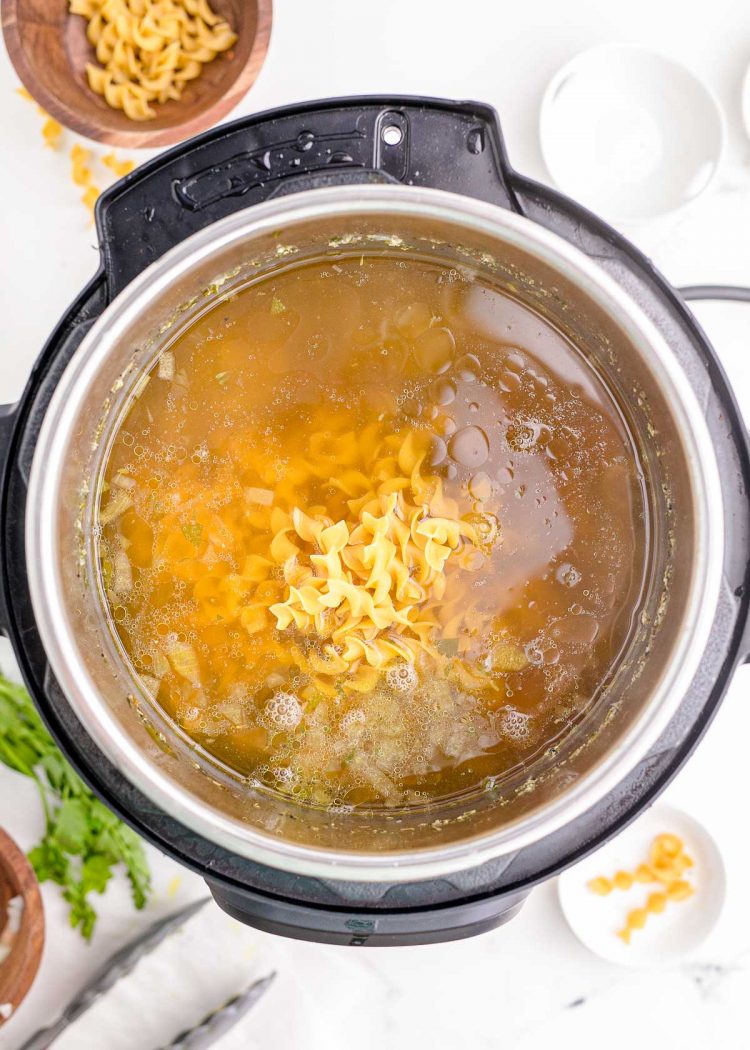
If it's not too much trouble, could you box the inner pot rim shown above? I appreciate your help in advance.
[25,185,725,882]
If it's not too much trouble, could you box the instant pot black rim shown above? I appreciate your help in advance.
[1,96,749,946]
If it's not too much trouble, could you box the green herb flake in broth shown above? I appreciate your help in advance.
[270,297,286,315]
[181,522,203,546]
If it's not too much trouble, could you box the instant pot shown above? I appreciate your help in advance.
[2,97,749,946]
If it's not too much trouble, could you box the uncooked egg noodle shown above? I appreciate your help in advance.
[98,255,646,808]
[70,0,237,122]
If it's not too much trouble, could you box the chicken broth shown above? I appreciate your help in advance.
[98,255,647,808]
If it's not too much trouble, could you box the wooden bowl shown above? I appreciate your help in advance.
[0,828,44,1031]
[2,0,272,148]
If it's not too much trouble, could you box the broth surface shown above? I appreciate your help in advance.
[98,256,646,808]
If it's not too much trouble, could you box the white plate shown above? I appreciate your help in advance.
[540,44,725,224]
[557,804,725,967]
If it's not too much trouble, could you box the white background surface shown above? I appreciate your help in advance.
[2,0,750,1046]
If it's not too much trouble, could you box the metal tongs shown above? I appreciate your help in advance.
[19,898,276,1050]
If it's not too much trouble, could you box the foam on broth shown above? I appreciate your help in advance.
[98,255,647,808]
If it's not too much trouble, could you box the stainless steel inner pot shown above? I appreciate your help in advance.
[25,186,724,882]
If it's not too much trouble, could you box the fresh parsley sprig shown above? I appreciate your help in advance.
[0,672,150,939]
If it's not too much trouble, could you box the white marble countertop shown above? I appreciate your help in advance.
[2,0,750,1046]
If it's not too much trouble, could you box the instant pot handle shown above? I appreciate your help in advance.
[0,403,19,635]
[95,96,524,298]
[680,285,750,663]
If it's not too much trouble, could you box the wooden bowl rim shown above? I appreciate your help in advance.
[1,0,273,148]
[0,827,45,1030]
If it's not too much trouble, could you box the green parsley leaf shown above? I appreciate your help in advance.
[81,853,115,895]
[53,798,89,853]
[0,672,151,940]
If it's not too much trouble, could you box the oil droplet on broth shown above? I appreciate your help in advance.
[413,327,455,374]
[428,436,448,466]
[436,415,457,437]
[396,301,432,338]
[468,471,492,500]
[431,377,457,405]
[449,425,490,467]
[552,613,600,647]
[455,353,481,381]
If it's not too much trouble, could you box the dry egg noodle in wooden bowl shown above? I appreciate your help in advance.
[2,0,272,147]
[24,184,723,880]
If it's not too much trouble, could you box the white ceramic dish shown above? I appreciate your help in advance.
[558,804,725,967]
[741,62,750,141]
[540,44,725,224]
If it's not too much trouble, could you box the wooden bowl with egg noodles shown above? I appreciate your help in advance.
[2,0,272,147]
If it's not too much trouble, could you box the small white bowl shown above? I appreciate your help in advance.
[558,804,725,967]
[741,63,750,140]
[540,44,725,224]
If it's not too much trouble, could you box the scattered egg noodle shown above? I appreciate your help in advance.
[77,149,134,211]
[81,185,101,212]
[42,116,63,148]
[68,0,238,122]
[71,143,95,186]
[16,87,134,213]
[102,152,136,176]
[70,144,102,213]
[16,87,63,148]
[586,833,695,944]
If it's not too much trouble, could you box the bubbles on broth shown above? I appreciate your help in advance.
[556,563,582,588]
[265,692,303,730]
[341,708,366,730]
[98,254,647,809]
[500,707,532,741]
[272,766,299,788]
[385,663,418,695]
